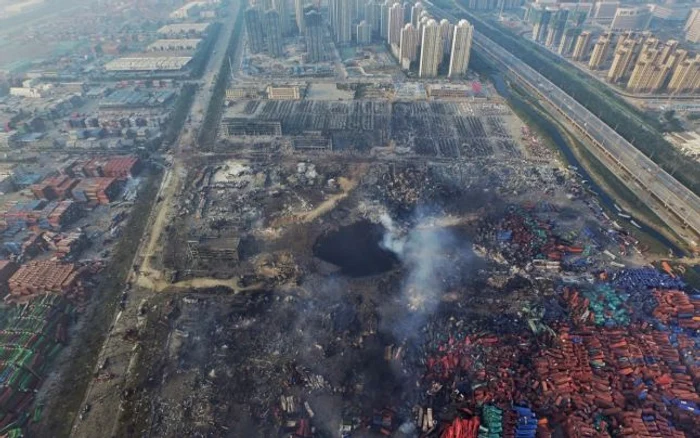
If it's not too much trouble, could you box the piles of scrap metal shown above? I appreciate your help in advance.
[652,290,700,330]
[412,277,700,436]
[278,395,314,438]
[475,207,585,268]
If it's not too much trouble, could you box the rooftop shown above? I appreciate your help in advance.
[104,56,193,72]
[157,22,211,35]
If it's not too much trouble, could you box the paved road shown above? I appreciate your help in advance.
[474,35,700,239]
[426,1,700,244]
[187,7,241,131]
[69,1,242,436]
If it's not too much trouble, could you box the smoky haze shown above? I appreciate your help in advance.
[379,211,477,340]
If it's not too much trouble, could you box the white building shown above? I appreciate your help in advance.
[448,19,473,79]
[169,1,205,19]
[388,2,405,46]
[610,6,651,31]
[591,1,619,23]
[419,19,442,78]
[685,9,700,43]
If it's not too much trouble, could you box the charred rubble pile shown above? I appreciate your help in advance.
[273,204,699,438]
[370,165,465,215]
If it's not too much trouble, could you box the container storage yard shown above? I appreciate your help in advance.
[0,0,227,432]
[0,294,73,432]
[0,149,149,436]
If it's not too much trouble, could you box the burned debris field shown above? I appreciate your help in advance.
[218,100,533,160]
[107,136,700,438]
[66,60,699,438]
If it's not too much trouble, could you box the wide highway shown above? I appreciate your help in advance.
[426,1,700,245]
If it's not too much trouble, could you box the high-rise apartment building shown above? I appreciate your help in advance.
[439,19,454,57]
[330,0,353,43]
[388,2,405,46]
[572,31,592,60]
[245,7,266,54]
[667,55,700,93]
[569,9,588,27]
[685,9,700,43]
[357,20,372,44]
[411,2,424,27]
[274,0,291,35]
[366,0,382,36]
[403,2,411,25]
[615,30,635,52]
[659,39,679,65]
[357,0,367,21]
[627,48,663,92]
[531,7,553,43]
[381,0,392,39]
[419,19,442,78]
[588,32,612,70]
[448,19,473,78]
[264,9,283,57]
[399,23,419,68]
[558,27,580,56]
[667,48,688,73]
[305,9,324,62]
[607,39,637,83]
[295,0,305,33]
[417,11,430,33]
[659,49,688,91]
[545,9,569,49]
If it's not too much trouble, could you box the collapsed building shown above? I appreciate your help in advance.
[186,236,240,263]
[218,99,522,156]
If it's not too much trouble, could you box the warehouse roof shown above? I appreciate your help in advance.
[157,23,211,35]
[147,39,202,51]
[104,56,193,72]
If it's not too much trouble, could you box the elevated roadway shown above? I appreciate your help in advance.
[427,1,700,246]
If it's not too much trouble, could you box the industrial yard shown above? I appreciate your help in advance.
[85,140,700,437]
[62,0,700,431]
[0,151,151,437]
[2,0,700,436]
[71,57,700,438]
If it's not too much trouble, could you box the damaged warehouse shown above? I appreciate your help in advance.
[90,140,700,438]
[68,39,700,438]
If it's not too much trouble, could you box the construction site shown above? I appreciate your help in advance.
[67,65,700,438]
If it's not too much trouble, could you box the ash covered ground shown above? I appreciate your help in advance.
[96,152,700,438]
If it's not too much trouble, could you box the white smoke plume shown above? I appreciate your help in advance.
[379,212,469,317]
[379,212,406,255]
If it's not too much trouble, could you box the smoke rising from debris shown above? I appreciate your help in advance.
[379,211,474,336]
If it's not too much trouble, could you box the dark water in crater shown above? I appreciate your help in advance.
[313,220,398,277]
